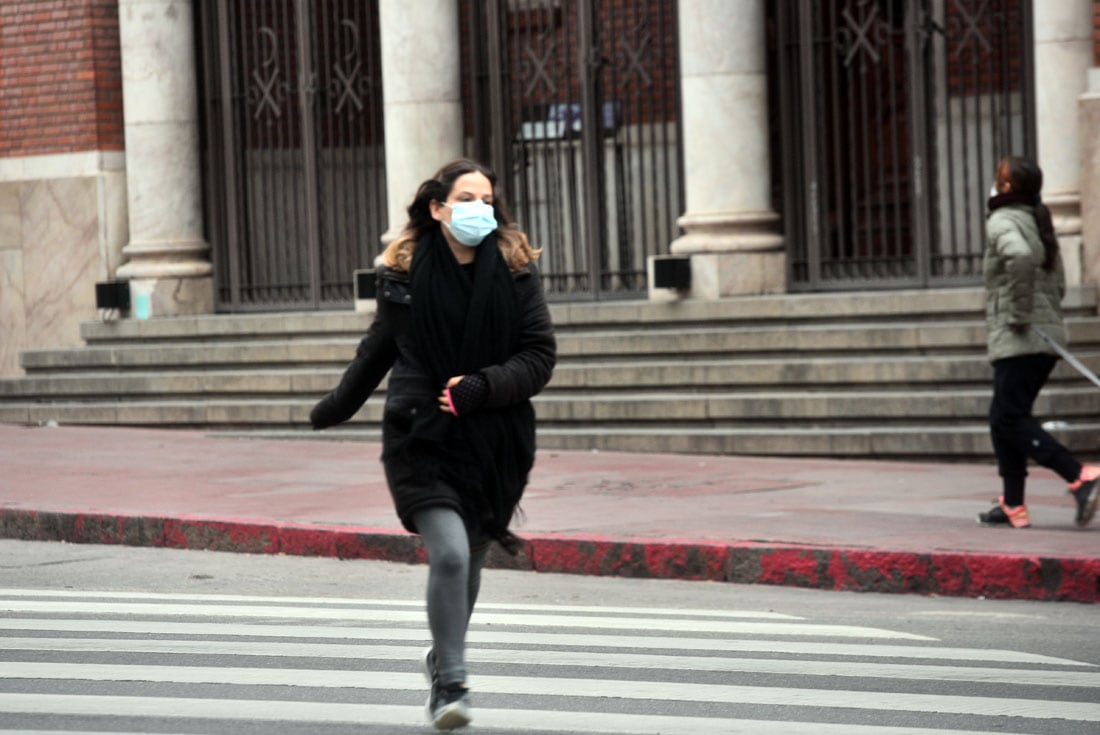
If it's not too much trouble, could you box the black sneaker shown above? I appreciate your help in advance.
[427,682,471,730]
[422,648,437,685]
[423,648,471,730]
[1071,474,1099,527]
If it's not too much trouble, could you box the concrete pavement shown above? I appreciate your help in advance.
[0,424,1097,602]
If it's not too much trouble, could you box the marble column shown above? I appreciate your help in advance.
[1079,68,1100,291]
[657,0,783,300]
[1034,0,1092,286]
[115,0,213,316]
[377,0,465,246]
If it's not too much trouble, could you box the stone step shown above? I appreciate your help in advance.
[36,321,993,371]
[3,384,1098,427]
[19,340,354,372]
[533,387,1100,422]
[560,321,988,358]
[544,353,1100,389]
[211,421,1100,460]
[75,285,1099,345]
[81,311,372,344]
[31,315,1100,372]
[548,286,1099,328]
[0,369,336,398]
[5,351,1100,399]
[532,422,1100,458]
[0,398,305,427]
[69,289,976,343]
[4,286,1098,461]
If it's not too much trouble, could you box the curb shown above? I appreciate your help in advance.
[2,509,1097,603]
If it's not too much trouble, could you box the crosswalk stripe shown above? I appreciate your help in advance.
[0,693,1022,735]
[4,590,1095,733]
[3,663,1097,720]
[2,637,1095,688]
[0,618,1088,666]
[0,589,800,620]
[0,732,199,735]
[0,600,925,638]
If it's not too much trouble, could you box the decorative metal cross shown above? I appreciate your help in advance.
[524,33,558,98]
[333,19,363,114]
[618,20,652,87]
[951,0,993,57]
[251,27,282,121]
[841,3,882,68]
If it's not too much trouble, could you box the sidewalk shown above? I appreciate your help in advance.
[1,424,1096,602]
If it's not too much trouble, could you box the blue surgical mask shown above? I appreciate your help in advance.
[442,200,497,247]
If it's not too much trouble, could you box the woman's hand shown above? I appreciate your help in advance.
[438,375,464,414]
[438,374,490,416]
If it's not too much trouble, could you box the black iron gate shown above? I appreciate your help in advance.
[461,0,684,299]
[775,0,1034,291]
[195,0,387,311]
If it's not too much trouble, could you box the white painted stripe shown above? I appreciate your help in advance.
[0,600,925,638]
[4,664,1097,720]
[0,619,1085,666]
[0,732,193,735]
[0,589,799,620]
[0,732,196,735]
[2,637,1095,688]
[0,693,1023,735]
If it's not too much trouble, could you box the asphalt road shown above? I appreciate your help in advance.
[0,540,1097,734]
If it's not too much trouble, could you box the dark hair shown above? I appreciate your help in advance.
[384,158,539,271]
[402,159,510,239]
[1001,155,1058,271]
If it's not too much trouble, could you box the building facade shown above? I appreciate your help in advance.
[1,0,1099,376]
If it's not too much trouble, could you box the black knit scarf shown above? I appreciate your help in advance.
[987,191,1037,212]
[407,228,534,553]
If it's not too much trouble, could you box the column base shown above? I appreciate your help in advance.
[127,275,214,319]
[1046,193,1083,287]
[648,251,786,301]
[115,237,213,279]
[653,210,786,300]
[1078,86,1100,292]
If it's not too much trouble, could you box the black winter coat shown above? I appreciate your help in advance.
[309,263,556,537]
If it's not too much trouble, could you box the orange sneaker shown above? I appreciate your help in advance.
[1067,464,1100,492]
[978,497,1031,528]
[1068,465,1099,527]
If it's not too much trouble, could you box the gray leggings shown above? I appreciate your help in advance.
[413,506,488,686]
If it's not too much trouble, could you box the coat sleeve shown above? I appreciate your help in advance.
[480,265,557,408]
[992,220,1036,326]
[309,304,398,429]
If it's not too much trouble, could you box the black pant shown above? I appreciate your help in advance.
[990,353,1081,505]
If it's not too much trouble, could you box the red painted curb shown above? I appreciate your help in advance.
[2,509,1097,602]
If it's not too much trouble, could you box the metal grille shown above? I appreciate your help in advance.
[776,0,1033,291]
[196,0,387,311]
[930,0,1032,279]
[462,0,683,299]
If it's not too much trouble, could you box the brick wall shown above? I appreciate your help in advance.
[1095,0,1100,66]
[0,0,123,158]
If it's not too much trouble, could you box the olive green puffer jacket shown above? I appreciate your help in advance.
[983,203,1066,363]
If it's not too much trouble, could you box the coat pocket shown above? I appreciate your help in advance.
[382,404,415,436]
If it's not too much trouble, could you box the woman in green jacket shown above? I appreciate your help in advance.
[979,156,1098,529]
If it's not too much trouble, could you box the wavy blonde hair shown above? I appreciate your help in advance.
[382,159,540,273]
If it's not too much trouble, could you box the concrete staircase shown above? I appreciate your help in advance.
[3,286,1099,461]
